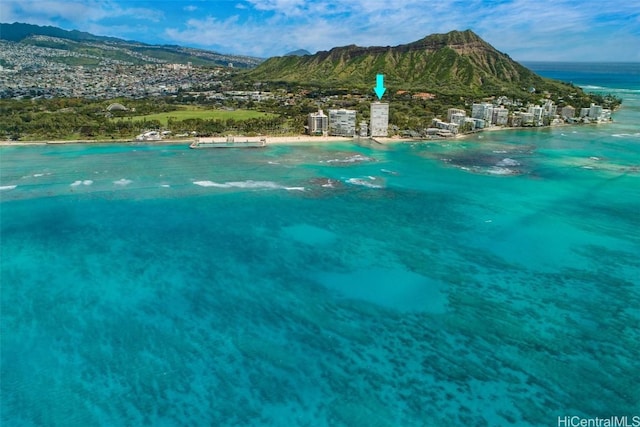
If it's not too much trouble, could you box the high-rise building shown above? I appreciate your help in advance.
[561,105,575,119]
[472,103,493,122]
[307,109,328,135]
[447,108,466,123]
[589,103,603,120]
[450,113,466,127]
[370,102,389,137]
[328,109,357,136]
[492,107,509,126]
[528,105,544,126]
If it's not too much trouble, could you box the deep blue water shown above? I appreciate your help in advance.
[1,64,639,426]
[523,62,640,90]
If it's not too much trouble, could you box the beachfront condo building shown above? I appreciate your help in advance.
[447,108,466,122]
[472,103,494,122]
[561,105,576,119]
[370,102,389,137]
[307,109,329,135]
[492,107,509,126]
[328,109,357,137]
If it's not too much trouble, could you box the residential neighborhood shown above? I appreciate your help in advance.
[0,40,232,99]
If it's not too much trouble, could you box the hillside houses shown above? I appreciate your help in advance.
[0,41,233,99]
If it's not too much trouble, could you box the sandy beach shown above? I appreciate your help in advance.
[1,124,572,147]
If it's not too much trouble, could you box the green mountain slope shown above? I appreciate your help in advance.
[0,22,263,68]
[247,30,571,97]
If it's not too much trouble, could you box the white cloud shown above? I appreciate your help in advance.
[245,0,308,15]
[2,0,638,61]
[1,0,164,26]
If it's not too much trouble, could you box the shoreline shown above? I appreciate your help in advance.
[0,122,611,147]
[0,135,357,147]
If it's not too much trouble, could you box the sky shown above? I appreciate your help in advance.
[2,0,639,61]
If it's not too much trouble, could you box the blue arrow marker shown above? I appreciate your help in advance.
[374,74,386,100]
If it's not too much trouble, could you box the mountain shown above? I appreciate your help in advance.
[284,49,312,57]
[247,30,572,97]
[0,22,263,68]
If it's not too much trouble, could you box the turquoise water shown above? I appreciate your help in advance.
[2,66,639,426]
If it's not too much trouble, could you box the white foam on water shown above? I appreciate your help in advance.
[0,185,17,191]
[113,179,132,186]
[612,133,640,138]
[226,180,281,189]
[346,177,383,188]
[325,154,374,164]
[496,158,520,167]
[83,180,93,185]
[160,184,171,188]
[33,173,45,177]
[71,180,93,187]
[193,180,303,191]
[193,180,228,188]
[582,85,605,90]
[487,167,516,175]
[71,180,83,187]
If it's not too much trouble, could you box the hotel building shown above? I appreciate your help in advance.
[307,109,328,135]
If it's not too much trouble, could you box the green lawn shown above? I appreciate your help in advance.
[126,108,278,126]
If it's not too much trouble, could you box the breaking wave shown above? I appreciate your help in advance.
[486,167,518,175]
[324,154,375,164]
[0,185,17,191]
[496,158,521,167]
[612,133,640,138]
[345,177,383,188]
[114,179,132,186]
[193,180,305,191]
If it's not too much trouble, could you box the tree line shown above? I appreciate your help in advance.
[0,86,622,141]
[0,98,289,140]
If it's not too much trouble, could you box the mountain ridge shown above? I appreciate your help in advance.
[0,22,263,68]
[246,30,573,98]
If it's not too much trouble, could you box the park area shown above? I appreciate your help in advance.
[126,107,278,127]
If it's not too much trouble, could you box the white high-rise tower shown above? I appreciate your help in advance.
[370,102,389,137]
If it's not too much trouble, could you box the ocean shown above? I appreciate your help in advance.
[1,63,639,426]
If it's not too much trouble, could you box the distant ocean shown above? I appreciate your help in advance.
[1,63,639,426]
